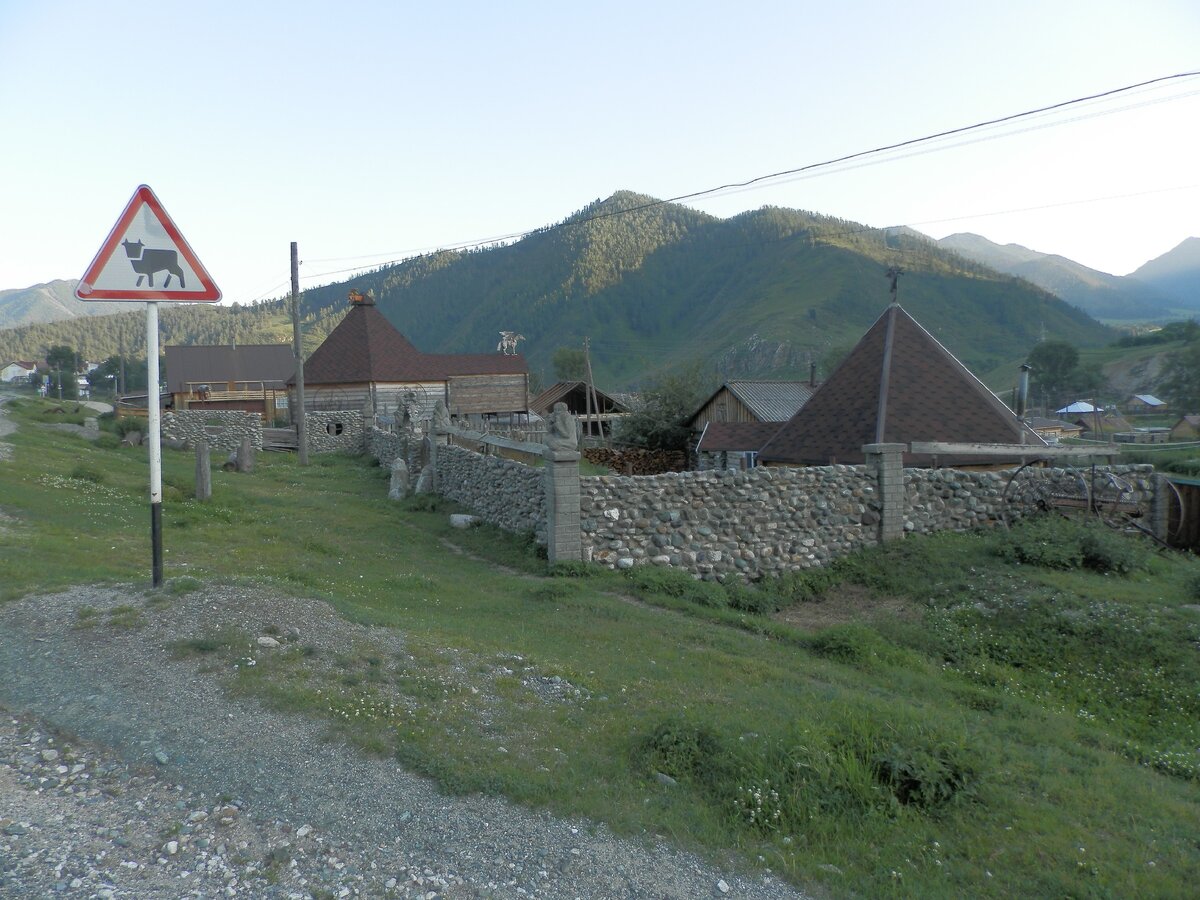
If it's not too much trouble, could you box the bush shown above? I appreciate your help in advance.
[1078,526,1149,574]
[726,583,779,615]
[69,464,105,484]
[807,623,888,666]
[872,738,977,810]
[633,719,731,788]
[763,566,842,607]
[623,566,728,608]
[997,516,1149,575]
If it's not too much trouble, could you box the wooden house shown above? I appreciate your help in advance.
[688,380,818,470]
[164,344,295,421]
[1073,412,1133,438]
[1126,393,1167,414]
[758,302,1045,468]
[295,292,528,422]
[530,381,629,437]
[1025,416,1083,444]
[1170,415,1200,441]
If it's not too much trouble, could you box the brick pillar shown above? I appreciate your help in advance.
[863,443,906,543]
[544,447,582,563]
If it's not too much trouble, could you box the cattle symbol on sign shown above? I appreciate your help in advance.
[74,185,220,302]
[121,239,186,289]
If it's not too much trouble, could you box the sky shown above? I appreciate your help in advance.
[1,0,1198,306]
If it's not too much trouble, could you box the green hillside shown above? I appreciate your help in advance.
[300,192,1111,386]
[1,193,1112,388]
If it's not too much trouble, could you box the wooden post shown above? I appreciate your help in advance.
[291,242,309,466]
[195,440,212,501]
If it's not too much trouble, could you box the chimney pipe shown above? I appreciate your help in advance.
[809,360,817,387]
[1016,363,1032,418]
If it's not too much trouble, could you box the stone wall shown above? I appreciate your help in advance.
[306,411,365,454]
[434,444,547,540]
[579,461,1160,580]
[902,464,1158,535]
[161,410,262,453]
[581,465,878,579]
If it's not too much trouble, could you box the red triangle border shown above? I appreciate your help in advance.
[76,185,222,302]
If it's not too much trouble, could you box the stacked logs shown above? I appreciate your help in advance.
[582,447,688,476]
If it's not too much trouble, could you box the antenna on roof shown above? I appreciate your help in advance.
[886,265,904,305]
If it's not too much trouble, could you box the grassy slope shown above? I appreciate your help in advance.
[1,393,1198,898]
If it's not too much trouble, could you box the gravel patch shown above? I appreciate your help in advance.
[0,583,805,899]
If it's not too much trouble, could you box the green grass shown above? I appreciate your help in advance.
[2,393,1199,898]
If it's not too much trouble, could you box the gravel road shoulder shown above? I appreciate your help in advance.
[0,583,805,899]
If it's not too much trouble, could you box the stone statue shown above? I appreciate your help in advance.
[546,402,579,451]
[431,399,451,433]
[387,458,409,500]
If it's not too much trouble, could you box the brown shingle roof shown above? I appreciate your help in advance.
[696,421,784,453]
[299,304,526,385]
[758,302,1044,466]
[164,344,295,394]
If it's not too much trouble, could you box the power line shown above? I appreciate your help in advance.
[238,71,1200,302]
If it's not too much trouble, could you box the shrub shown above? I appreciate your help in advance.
[997,516,1149,574]
[69,464,105,484]
[726,584,779,615]
[633,719,731,788]
[872,739,977,810]
[764,566,842,607]
[623,566,728,608]
[1079,526,1150,574]
[807,623,887,666]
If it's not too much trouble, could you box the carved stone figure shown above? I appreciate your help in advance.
[546,402,578,451]
[431,399,451,433]
[387,458,409,500]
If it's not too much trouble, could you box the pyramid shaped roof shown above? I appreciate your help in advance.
[300,303,526,385]
[759,302,1043,466]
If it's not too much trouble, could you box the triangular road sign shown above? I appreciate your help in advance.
[76,185,221,302]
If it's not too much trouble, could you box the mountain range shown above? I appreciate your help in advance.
[937,233,1199,321]
[0,281,130,329]
[3,192,1193,388]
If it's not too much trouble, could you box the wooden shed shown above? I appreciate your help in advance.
[295,292,528,422]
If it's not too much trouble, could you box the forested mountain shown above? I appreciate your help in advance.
[0,301,334,367]
[937,233,1176,321]
[1131,237,1200,311]
[296,192,1110,386]
[2,193,1111,387]
[0,281,130,329]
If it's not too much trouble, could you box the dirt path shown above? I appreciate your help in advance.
[0,582,805,899]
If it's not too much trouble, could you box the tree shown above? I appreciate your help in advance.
[552,347,587,381]
[614,370,707,451]
[1025,340,1106,409]
[46,344,77,374]
[45,344,79,400]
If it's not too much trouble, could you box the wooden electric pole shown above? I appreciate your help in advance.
[291,242,309,466]
[583,337,603,447]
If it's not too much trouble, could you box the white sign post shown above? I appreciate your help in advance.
[76,185,221,587]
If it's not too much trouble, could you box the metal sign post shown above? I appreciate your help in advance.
[76,185,221,587]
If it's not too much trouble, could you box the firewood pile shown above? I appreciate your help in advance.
[582,447,688,476]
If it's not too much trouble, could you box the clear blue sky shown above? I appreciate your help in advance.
[1,0,1197,305]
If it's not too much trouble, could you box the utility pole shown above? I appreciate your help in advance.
[583,336,603,447]
[291,242,309,465]
[118,329,126,396]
